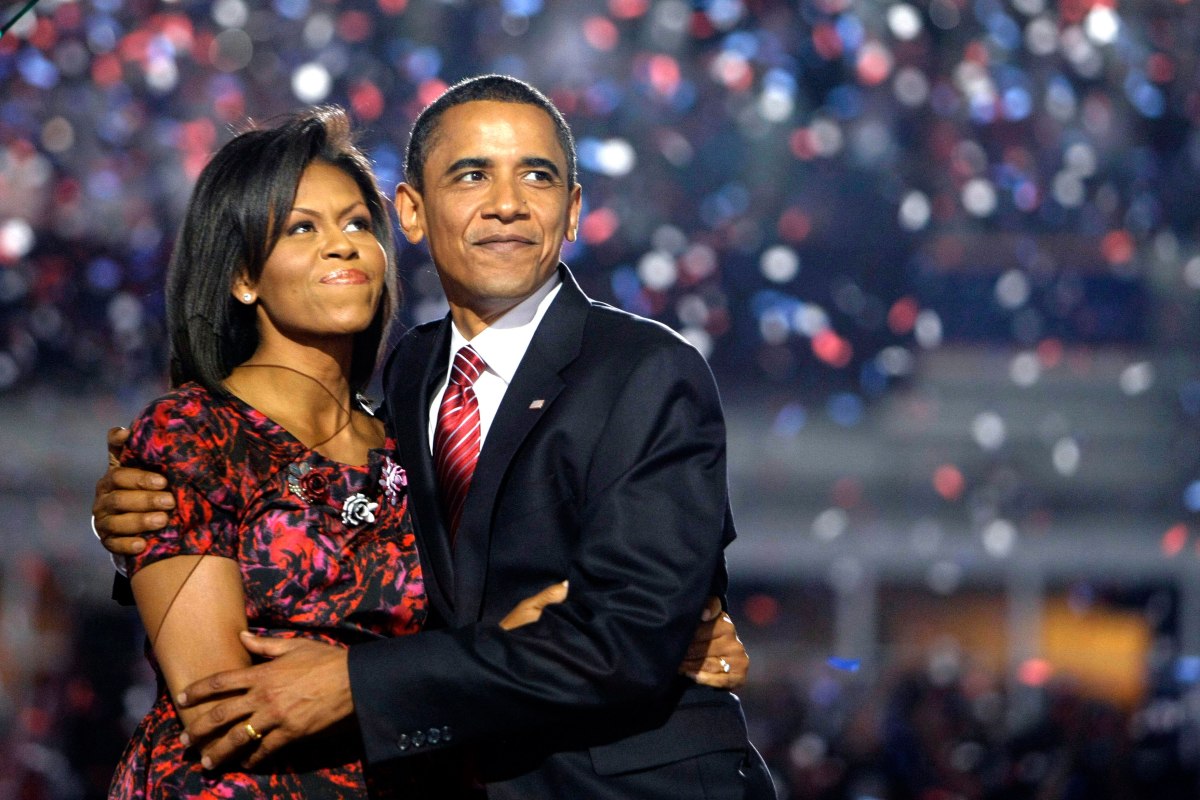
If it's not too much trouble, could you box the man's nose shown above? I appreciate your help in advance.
[484,178,528,220]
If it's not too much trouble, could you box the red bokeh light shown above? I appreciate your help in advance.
[583,16,619,51]
[744,593,781,627]
[887,296,919,335]
[812,330,852,368]
[933,465,965,501]
[1017,658,1054,687]
[1162,523,1188,557]
[609,0,649,19]
[350,81,385,122]
[1100,229,1134,265]
[581,208,620,244]
[648,54,681,97]
[778,207,812,242]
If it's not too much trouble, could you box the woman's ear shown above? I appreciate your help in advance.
[231,275,256,305]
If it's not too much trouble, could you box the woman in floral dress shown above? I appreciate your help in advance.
[108,107,432,798]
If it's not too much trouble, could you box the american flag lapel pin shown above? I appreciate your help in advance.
[529,399,545,410]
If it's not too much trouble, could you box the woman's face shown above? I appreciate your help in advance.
[235,161,387,345]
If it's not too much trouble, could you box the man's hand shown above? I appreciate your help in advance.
[680,598,749,690]
[499,581,568,630]
[94,426,174,556]
[177,632,353,770]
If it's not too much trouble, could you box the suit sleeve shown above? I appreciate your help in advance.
[348,340,734,763]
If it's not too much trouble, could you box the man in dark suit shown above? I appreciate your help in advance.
[95,75,774,798]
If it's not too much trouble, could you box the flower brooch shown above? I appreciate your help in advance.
[286,456,406,528]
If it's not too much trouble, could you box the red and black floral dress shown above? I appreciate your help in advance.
[108,382,426,799]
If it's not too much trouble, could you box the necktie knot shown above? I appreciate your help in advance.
[450,345,486,387]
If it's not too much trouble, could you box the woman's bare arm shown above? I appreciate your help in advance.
[131,554,250,729]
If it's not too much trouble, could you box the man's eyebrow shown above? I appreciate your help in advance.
[443,156,562,178]
[445,157,491,174]
[521,157,561,177]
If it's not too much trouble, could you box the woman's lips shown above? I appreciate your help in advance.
[319,269,369,285]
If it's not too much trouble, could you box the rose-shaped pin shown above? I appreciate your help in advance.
[381,457,407,505]
[287,461,330,505]
[341,493,378,526]
[298,470,330,504]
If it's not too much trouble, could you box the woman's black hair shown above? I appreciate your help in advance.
[165,106,397,393]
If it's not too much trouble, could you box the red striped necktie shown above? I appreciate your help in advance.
[433,345,487,540]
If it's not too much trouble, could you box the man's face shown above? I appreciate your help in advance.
[396,100,582,336]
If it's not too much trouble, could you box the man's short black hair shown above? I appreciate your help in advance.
[404,74,577,193]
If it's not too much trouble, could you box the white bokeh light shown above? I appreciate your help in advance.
[914,310,943,349]
[893,66,930,107]
[1119,362,1154,395]
[1010,351,1040,386]
[812,507,849,541]
[982,519,1017,558]
[596,138,636,177]
[962,178,998,217]
[899,190,931,231]
[887,4,923,40]
[637,250,678,291]
[995,269,1031,309]
[760,245,800,283]
[1084,6,1120,45]
[1052,437,1081,476]
[292,62,332,103]
[971,411,1007,451]
[0,219,35,260]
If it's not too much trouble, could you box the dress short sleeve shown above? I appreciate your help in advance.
[120,386,243,575]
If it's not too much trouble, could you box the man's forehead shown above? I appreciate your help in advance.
[428,100,563,159]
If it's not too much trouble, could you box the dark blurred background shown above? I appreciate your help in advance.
[4,0,1200,797]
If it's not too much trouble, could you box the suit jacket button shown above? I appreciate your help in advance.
[397,734,409,751]
[428,727,441,744]
[442,725,453,742]
[412,730,426,747]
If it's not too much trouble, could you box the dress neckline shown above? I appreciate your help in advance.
[204,383,391,470]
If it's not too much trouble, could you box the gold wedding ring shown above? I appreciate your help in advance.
[244,721,263,741]
[718,657,731,674]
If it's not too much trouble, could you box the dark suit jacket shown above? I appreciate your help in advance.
[348,266,755,794]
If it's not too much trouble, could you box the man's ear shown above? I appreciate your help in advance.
[564,183,583,243]
[395,183,426,245]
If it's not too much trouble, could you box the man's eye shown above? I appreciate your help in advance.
[459,171,486,183]
[525,170,553,182]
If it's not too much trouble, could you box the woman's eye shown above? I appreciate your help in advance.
[287,221,314,235]
[345,217,372,232]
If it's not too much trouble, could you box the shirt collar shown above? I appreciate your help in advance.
[447,272,562,385]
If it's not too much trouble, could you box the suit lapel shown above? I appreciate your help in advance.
[385,319,456,620]
[452,267,590,623]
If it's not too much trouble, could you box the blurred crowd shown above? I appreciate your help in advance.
[6,557,1200,800]
[745,657,1200,800]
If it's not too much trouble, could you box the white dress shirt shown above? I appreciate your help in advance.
[427,274,563,452]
